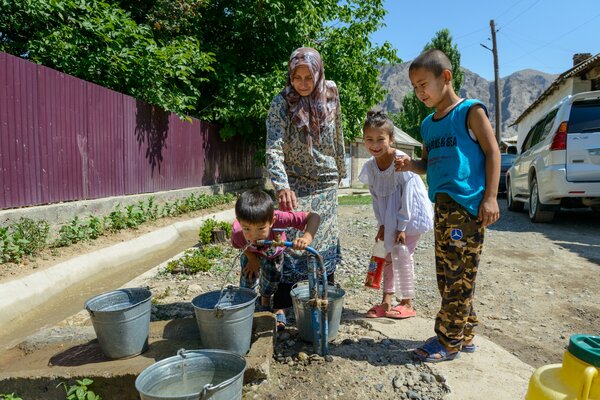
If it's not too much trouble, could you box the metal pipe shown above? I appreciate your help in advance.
[255,239,329,355]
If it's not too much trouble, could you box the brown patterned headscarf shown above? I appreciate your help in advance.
[282,47,338,151]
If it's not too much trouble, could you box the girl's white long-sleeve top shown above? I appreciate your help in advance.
[358,150,434,253]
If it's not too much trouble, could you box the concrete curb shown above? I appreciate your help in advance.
[0,209,235,331]
[368,317,534,399]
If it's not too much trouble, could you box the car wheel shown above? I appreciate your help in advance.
[506,178,524,212]
[528,177,555,222]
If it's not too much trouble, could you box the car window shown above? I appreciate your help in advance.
[524,109,558,150]
[567,99,600,133]
[522,123,539,152]
[523,119,544,152]
[539,109,558,141]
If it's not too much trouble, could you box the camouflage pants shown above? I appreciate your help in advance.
[434,193,484,352]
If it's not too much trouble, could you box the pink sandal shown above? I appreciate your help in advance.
[366,304,387,318]
[385,304,416,319]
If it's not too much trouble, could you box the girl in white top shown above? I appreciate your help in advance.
[359,110,434,319]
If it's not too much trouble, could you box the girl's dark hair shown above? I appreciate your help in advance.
[235,189,275,223]
[409,49,453,77]
[363,109,394,140]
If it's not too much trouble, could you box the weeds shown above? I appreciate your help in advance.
[166,248,212,274]
[0,218,49,263]
[152,286,172,303]
[12,217,50,256]
[124,205,141,228]
[165,244,225,275]
[345,274,365,289]
[198,218,232,245]
[59,378,101,400]
[140,197,159,221]
[53,215,106,247]
[106,205,128,232]
[1,193,235,265]
[0,393,23,400]
[86,216,104,239]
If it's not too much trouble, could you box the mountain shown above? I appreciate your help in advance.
[378,63,558,138]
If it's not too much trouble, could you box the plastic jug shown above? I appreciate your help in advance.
[365,241,386,289]
[525,334,600,400]
[391,243,415,299]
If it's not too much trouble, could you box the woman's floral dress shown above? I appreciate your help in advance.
[266,93,346,283]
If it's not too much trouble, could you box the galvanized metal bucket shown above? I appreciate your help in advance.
[191,286,258,356]
[290,281,346,343]
[84,287,152,359]
[135,349,246,400]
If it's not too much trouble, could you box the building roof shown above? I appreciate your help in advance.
[512,53,600,126]
[393,126,422,147]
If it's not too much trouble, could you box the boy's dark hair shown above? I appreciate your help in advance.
[363,109,394,140]
[409,49,453,77]
[235,189,274,223]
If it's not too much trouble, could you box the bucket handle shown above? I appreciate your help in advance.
[200,381,231,399]
[291,281,340,291]
[291,281,308,291]
[213,285,236,319]
[176,349,241,400]
[579,365,598,400]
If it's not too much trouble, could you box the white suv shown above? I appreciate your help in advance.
[506,91,600,222]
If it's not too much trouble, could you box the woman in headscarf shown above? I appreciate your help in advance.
[264,47,346,329]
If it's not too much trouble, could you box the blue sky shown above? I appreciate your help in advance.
[371,0,600,80]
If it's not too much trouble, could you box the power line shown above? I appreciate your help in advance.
[496,0,541,29]
[454,0,531,44]
[454,26,489,41]
[493,0,529,20]
[502,10,600,66]
[497,30,547,68]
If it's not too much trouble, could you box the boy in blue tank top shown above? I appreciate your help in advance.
[395,49,500,362]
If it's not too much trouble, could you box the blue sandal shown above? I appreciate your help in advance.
[414,338,460,363]
[275,312,287,331]
[462,343,477,353]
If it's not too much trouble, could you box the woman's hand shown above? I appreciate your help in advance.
[277,189,297,211]
[375,225,385,242]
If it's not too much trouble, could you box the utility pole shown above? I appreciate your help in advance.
[481,19,501,145]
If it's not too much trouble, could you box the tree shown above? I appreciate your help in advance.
[0,0,214,116]
[424,29,463,93]
[393,28,462,151]
[117,0,399,143]
[2,0,397,144]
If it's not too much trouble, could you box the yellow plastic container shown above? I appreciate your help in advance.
[526,335,600,400]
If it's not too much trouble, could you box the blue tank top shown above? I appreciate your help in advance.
[421,99,487,216]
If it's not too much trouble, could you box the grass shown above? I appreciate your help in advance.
[338,194,372,206]
[344,274,365,289]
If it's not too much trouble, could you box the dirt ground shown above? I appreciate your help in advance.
[2,196,599,399]
[141,197,600,399]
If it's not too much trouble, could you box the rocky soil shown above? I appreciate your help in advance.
[140,198,600,400]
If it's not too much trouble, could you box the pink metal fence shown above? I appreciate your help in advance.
[0,52,261,209]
